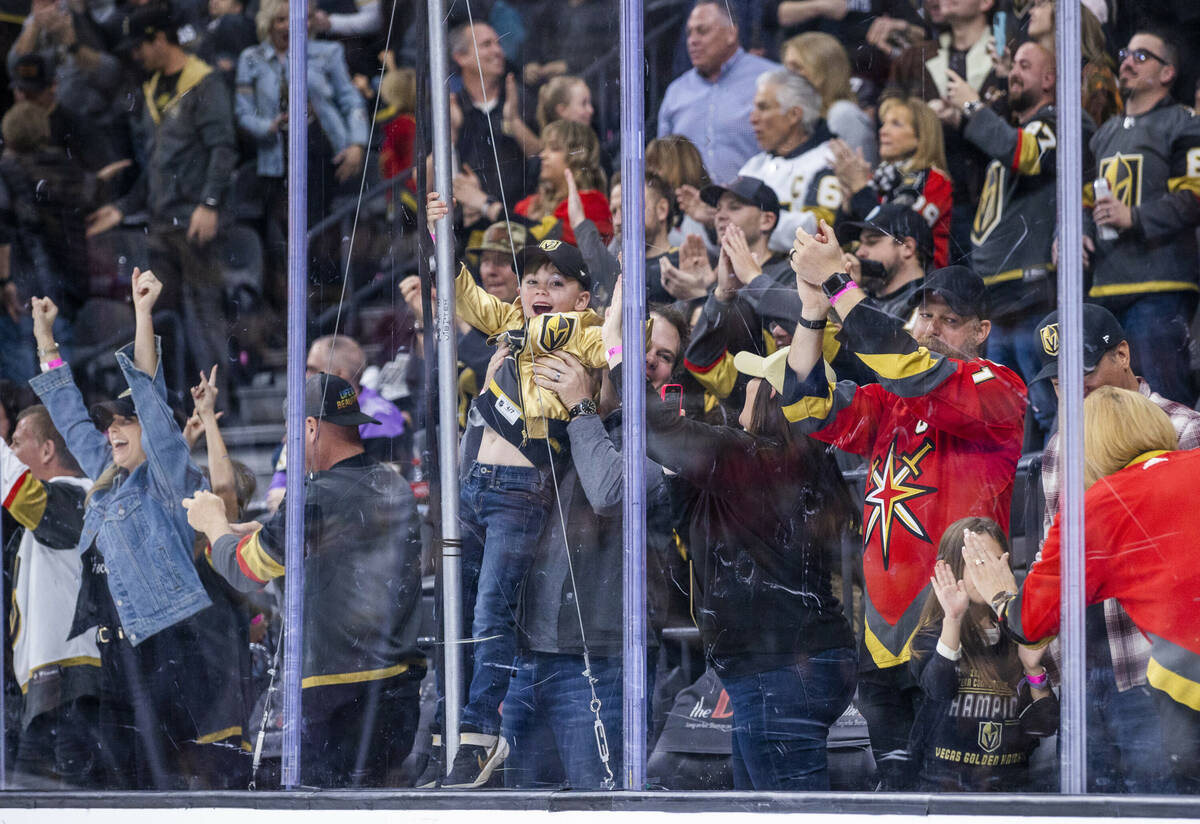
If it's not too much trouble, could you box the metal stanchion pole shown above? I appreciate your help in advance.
[281,0,310,789]
[1055,0,1086,796]
[620,0,647,791]
[425,0,464,768]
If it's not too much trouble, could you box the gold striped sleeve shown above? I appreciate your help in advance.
[1147,657,1200,712]
[1167,175,1200,197]
[235,532,285,584]
[781,385,835,423]
[4,471,48,532]
[855,348,943,381]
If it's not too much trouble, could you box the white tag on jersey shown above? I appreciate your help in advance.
[494,393,521,425]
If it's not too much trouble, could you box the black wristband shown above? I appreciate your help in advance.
[568,399,598,419]
[795,315,827,330]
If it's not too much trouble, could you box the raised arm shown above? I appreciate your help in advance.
[118,269,206,502]
[191,365,238,518]
[28,297,112,480]
[131,267,159,377]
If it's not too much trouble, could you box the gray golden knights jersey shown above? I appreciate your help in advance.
[1087,97,1200,307]
[967,104,1092,321]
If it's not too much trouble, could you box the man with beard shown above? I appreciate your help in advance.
[843,203,932,322]
[1084,28,1200,405]
[947,40,1083,437]
[780,224,1027,789]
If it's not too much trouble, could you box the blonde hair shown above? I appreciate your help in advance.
[783,32,855,114]
[878,97,949,173]
[380,66,416,113]
[256,0,286,43]
[85,463,123,508]
[536,75,587,132]
[645,135,710,190]
[1083,386,1177,488]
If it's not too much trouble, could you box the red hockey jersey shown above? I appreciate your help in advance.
[783,303,1027,669]
[1007,449,1200,711]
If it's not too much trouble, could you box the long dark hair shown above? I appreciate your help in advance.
[745,379,858,546]
[913,516,1012,684]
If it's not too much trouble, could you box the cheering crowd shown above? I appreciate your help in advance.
[0,0,1199,796]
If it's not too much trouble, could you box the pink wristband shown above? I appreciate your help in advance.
[829,281,859,305]
[44,357,64,370]
[606,345,623,361]
[1025,669,1048,688]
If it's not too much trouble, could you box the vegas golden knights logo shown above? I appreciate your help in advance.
[536,314,576,353]
[1040,322,1059,357]
[1099,153,1144,207]
[978,721,1002,754]
[539,239,563,251]
[971,162,1006,245]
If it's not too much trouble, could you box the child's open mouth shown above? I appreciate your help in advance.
[531,301,553,315]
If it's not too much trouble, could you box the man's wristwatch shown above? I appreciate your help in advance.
[820,271,855,301]
[568,399,598,419]
[962,99,983,118]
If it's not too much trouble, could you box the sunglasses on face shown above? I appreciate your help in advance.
[1118,47,1168,66]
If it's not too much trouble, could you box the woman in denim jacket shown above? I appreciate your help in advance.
[235,0,368,296]
[29,270,250,789]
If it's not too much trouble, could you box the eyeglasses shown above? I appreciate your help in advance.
[1118,47,1169,66]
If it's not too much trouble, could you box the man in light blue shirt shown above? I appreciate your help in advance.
[657,1,780,184]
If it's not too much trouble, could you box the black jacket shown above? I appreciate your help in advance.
[614,363,854,678]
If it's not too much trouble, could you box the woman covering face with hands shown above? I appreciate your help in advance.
[908,518,1056,792]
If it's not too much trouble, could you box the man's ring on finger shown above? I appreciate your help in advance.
[555,370,562,381]
[975,559,985,565]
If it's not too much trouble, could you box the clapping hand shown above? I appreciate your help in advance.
[721,224,761,284]
[830,138,872,197]
[790,220,845,288]
[675,184,715,227]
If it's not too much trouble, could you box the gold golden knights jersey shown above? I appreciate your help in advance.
[454,263,606,466]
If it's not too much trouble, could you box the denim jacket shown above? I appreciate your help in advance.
[30,340,211,645]
[235,40,369,178]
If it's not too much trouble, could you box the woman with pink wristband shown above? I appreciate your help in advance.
[907,517,1058,791]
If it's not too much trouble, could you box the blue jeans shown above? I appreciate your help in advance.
[1112,294,1197,406]
[987,312,1054,437]
[501,651,637,789]
[1087,663,1174,793]
[721,647,857,791]
[458,463,552,735]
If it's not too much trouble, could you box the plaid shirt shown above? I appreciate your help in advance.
[1041,378,1200,690]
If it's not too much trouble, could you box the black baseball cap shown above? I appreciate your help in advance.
[848,203,934,266]
[1031,304,1126,383]
[911,265,987,318]
[91,392,137,431]
[522,238,593,291]
[11,54,51,93]
[699,176,781,220]
[117,4,175,52]
[304,373,381,426]
[92,388,189,432]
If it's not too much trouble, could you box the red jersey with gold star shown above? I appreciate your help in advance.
[782,303,1026,669]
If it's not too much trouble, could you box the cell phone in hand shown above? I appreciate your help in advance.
[659,383,683,417]
[993,11,1007,59]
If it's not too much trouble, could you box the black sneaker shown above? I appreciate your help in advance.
[440,728,510,789]
[415,733,443,788]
